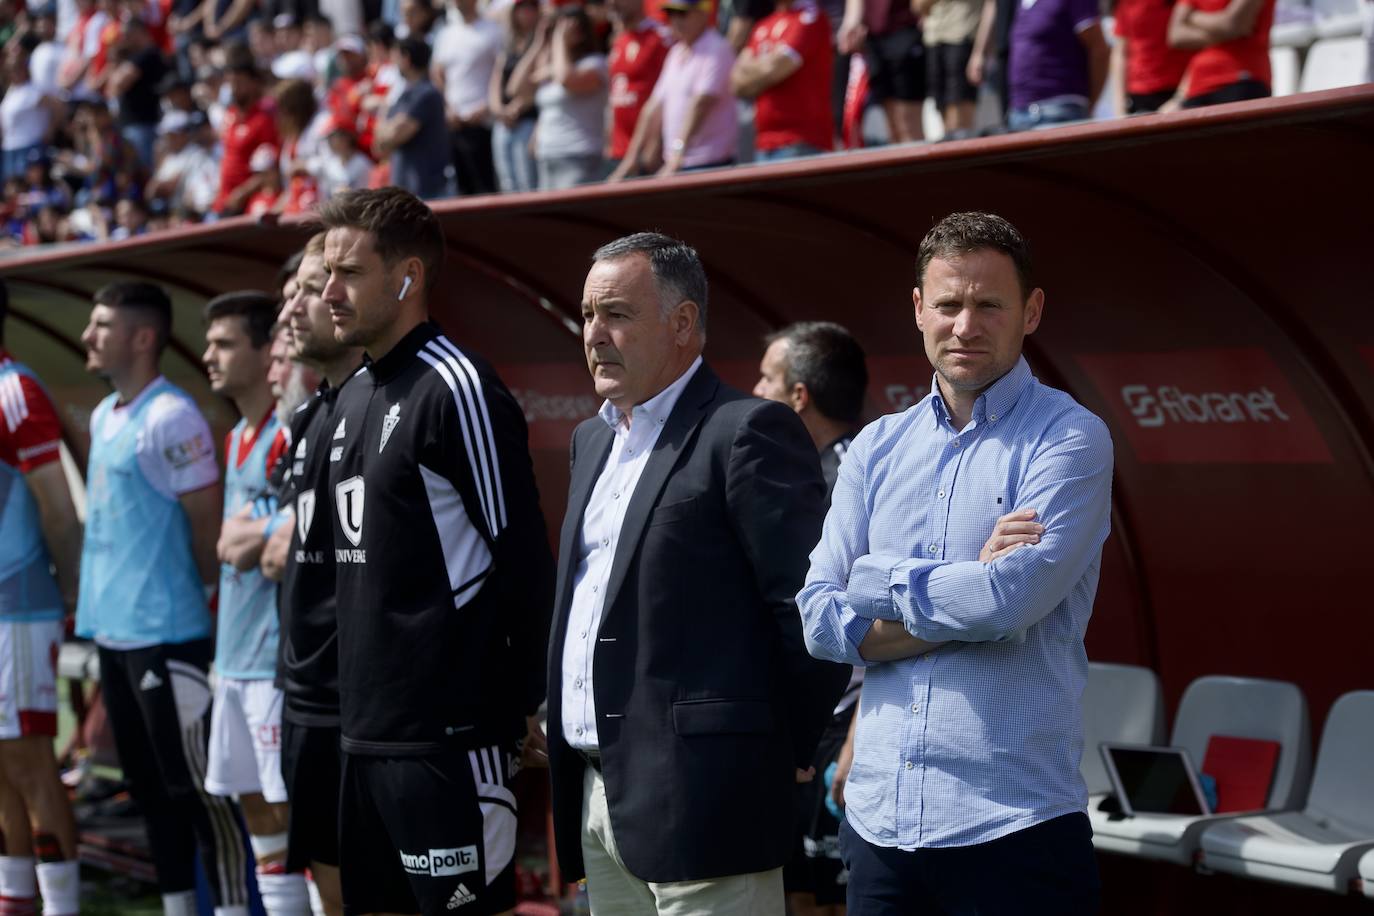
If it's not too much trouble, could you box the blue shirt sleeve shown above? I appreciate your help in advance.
[797,426,878,667]
[847,411,1113,643]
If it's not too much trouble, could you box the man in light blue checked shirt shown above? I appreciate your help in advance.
[798,212,1113,915]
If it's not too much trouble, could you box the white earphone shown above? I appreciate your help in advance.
[398,275,413,301]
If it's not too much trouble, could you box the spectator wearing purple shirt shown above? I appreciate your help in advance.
[611,0,738,179]
[1006,0,1108,129]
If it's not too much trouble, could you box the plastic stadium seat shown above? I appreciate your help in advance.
[1089,676,1312,865]
[1197,691,1374,892]
[1270,47,1302,95]
[1311,0,1364,37]
[1300,37,1371,91]
[1360,848,1374,898]
[1082,662,1166,796]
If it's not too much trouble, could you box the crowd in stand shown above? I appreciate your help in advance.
[0,0,1326,245]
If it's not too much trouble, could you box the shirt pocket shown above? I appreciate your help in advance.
[647,495,700,527]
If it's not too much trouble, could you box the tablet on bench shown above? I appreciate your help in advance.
[1100,743,1213,817]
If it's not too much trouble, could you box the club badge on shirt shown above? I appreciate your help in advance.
[380,403,401,453]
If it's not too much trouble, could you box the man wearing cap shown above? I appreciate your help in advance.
[609,0,737,180]
[214,44,280,216]
[149,110,219,215]
[431,0,501,195]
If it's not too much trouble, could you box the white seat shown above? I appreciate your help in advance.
[1360,847,1374,898]
[1270,47,1302,95]
[1299,36,1371,92]
[1312,0,1364,37]
[1090,675,1312,865]
[1197,691,1374,893]
[1081,662,1165,796]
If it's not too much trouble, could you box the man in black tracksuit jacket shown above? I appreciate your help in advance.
[318,188,555,916]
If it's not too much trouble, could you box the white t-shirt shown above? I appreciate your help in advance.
[97,378,219,500]
[30,42,63,93]
[0,83,50,151]
[312,149,373,199]
[432,16,503,120]
[155,144,220,213]
[534,55,609,159]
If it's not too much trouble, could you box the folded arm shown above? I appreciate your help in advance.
[846,416,1113,642]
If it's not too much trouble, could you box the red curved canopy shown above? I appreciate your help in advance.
[4,86,1372,745]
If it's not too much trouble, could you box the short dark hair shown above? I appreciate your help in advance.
[397,36,430,71]
[766,321,868,425]
[93,281,173,353]
[368,20,395,47]
[314,188,444,293]
[591,232,708,334]
[204,290,278,347]
[916,212,1033,300]
[278,250,305,292]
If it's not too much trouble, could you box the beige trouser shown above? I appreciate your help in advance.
[580,766,785,916]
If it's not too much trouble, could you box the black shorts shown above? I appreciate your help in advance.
[1126,88,1176,113]
[864,27,927,103]
[1181,78,1270,109]
[783,705,855,904]
[339,745,518,916]
[282,719,341,871]
[926,41,977,109]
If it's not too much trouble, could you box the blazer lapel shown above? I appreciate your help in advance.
[599,364,719,621]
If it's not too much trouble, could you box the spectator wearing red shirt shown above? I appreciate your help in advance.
[1167,0,1273,107]
[213,46,280,215]
[732,0,833,161]
[607,0,672,167]
[1112,0,1191,112]
[327,34,376,151]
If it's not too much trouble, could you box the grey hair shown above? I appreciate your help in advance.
[592,232,708,335]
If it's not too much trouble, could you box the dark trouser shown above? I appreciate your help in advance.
[1181,78,1270,109]
[1127,88,1177,114]
[450,124,497,196]
[841,812,1100,915]
[98,640,249,905]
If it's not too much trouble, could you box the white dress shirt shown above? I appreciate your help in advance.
[561,357,702,752]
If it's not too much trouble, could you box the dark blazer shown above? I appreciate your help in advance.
[546,363,851,884]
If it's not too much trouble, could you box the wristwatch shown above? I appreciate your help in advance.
[669,138,686,153]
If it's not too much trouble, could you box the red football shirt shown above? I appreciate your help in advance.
[609,20,672,160]
[1181,0,1274,99]
[1113,0,1191,95]
[0,351,62,476]
[214,98,280,214]
[748,2,834,153]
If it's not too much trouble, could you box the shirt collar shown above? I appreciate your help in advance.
[928,356,1032,427]
[599,355,703,433]
[366,320,436,383]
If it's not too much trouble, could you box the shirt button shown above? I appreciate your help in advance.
[580,631,587,639]
[575,679,582,688]
[990,414,998,422]
[905,760,914,770]
[602,538,610,547]
[937,489,946,499]
[613,492,620,499]
[927,544,937,555]
[576,727,584,735]
[952,439,961,448]
[592,585,598,593]
[911,703,919,713]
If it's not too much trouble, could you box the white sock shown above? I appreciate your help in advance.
[306,873,327,916]
[162,889,197,916]
[0,856,35,916]
[34,860,79,915]
[257,868,311,916]
[213,906,251,916]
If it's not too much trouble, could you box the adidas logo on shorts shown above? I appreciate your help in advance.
[446,884,476,909]
[139,669,164,691]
